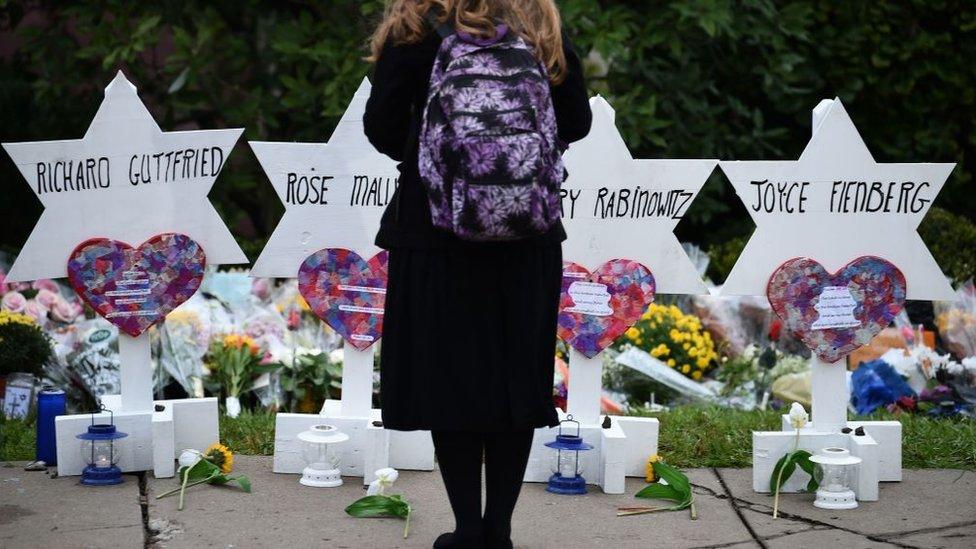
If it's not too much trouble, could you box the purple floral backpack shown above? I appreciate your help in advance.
[417,17,565,241]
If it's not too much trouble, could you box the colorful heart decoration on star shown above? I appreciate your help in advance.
[298,248,389,350]
[766,256,906,363]
[67,233,207,337]
[557,259,656,358]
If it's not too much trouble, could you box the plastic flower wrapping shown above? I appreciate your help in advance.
[154,294,213,396]
[934,280,976,360]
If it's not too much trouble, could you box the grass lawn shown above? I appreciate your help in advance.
[3,406,974,470]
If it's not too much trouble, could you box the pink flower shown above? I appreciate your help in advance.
[1,291,27,313]
[251,278,271,300]
[0,268,6,296]
[287,309,301,331]
[23,299,49,324]
[35,288,60,308]
[51,298,81,323]
[32,279,60,293]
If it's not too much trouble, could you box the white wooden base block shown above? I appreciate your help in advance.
[779,416,902,482]
[320,399,435,471]
[56,397,219,478]
[56,410,153,476]
[614,415,660,477]
[273,412,389,484]
[152,404,176,478]
[752,427,880,501]
[523,409,658,494]
[847,420,902,482]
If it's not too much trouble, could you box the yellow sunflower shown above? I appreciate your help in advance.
[204,442,234,474]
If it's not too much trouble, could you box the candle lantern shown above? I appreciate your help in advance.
[545,415,593,495]
[76,408,128,486]
[809,447,862,509]
[298,424,349,487]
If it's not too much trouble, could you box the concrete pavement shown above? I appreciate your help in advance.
[1,457,973,548]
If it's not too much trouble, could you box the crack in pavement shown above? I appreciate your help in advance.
[138,472,152,548]
[879,520,976,541]
[711,468,769,549]
[723,494,926,548]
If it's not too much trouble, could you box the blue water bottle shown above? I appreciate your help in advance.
[36,387,66,465]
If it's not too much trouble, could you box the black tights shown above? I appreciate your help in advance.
[431,430,535,549]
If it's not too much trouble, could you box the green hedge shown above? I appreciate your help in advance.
[1,1,973,260]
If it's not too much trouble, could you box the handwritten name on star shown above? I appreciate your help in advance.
[284,171,398,208]
[746,179,933,215]
[559,186,695,221]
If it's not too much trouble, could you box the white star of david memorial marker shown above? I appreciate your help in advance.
[250,77,398,420]
[3,71,243,477]
[3,71,246,413]
[559,96,716,424]
[721,99,956,499]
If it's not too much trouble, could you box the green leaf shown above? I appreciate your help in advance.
[635,482,684,502]
[220,475,252,493]
[180,459,220,482]
[793,450,819,492]
[345,495,410,519]
[653,461,691,500]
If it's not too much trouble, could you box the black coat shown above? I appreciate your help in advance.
[365,27,592,432]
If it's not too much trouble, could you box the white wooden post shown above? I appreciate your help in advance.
[807,100,848,434]
[566,348,602,425]
[340,346,374,418]
[810,356,848,432]
[118,334,155,413]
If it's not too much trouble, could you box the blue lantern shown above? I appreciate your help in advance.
[76,407,128,486]
[545,415,593,495]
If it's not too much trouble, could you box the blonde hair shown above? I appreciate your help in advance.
[368,0,568,83]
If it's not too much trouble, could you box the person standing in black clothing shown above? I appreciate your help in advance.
[364,1,591,547]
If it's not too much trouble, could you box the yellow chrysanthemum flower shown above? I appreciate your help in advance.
[681,364,691,374]
[667,358,676,367]
[645,453,661,482]
[625,327,640,340]
[692,371,702,380]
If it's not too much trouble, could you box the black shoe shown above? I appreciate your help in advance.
[433,532,486,549]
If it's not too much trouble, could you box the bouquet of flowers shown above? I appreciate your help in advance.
[206,334,276,417]
[1,272,84,329]
[620,304,718,380]
[156,298,212,396]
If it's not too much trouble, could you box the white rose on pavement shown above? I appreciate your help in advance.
[366,467,399,496]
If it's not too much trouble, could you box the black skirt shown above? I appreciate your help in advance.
[379,243,562,432]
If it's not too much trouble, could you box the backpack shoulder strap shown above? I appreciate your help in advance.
[425,10,455,39]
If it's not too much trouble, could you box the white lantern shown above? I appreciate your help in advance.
[297,424,349,488]
[809,447,862,510]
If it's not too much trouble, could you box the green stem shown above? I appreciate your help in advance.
[403,508,411,539]
[156,475,216,499]
[690,499,698,520]
[773,428,800,519]
[177,467,192,511]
